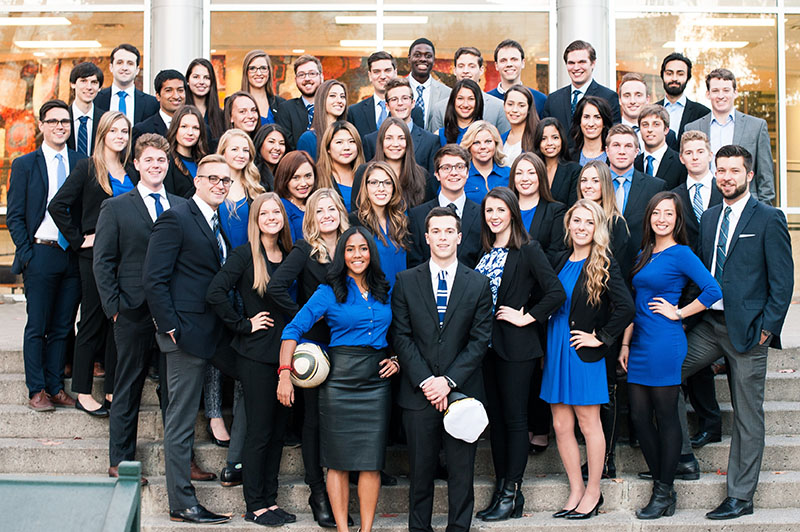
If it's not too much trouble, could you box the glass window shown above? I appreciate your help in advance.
[785,16,800,207]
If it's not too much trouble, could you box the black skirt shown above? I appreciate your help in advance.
[318,345,391,471]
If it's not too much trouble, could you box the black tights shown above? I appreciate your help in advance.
[628,383,681,485]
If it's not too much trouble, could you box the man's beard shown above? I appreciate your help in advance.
[663,80,687,97]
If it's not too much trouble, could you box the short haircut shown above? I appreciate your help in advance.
[367,51,396,70]
[110,43,141,66]
[70,62,104,85]
[606,123,638,144]
[706,68,737,91]
[293,54,322,74]
[679,130,711,153]
[39,99,69,121]
[409,38,435,56]
[384,77,412,98]
[434,144,470,171]
[715,144,753,174]
[154,69,186,94]
[637,104,670,128]
[660,52,693,81]
[425,206,461,232]
[563,40,596,63]
[197,153,228,172]
[618,72,647,94]
[454,47,483,68]
[134,133,170,159]
[494,39,524,62]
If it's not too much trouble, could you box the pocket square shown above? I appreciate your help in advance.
[738,234,756,238]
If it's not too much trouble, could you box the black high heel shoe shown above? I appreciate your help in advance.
[206,422,230,448]
[552,506,577,518]
[75,397,109,418]
[566,494,603,519]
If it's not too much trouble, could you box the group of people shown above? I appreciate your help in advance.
[6,34,793,531]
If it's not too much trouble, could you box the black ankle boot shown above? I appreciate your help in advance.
[481,480,524,521]
[308,491,336,528]
[476,478,504,519]
[636,480,676,519]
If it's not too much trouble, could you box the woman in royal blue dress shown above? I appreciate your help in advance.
[274,150,317,243]
[618,191,721,519]
[278,226,398,532]
[541,199,634,519]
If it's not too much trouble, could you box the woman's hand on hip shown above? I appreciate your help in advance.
[648,297,679,320]
[569,329,602,349]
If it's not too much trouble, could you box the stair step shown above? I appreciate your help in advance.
[0,373,161,407]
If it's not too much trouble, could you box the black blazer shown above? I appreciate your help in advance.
[6,148,87,274]
[543,80,622,136]
[550,161,581,207]
[164,158,196,199]
[95,87,159,125]
[620,170,666,274]
[486,242,565,361]
[407,198,483,269]
[391,261,493,410]
[362,121,438,176]
[672,179,722,253]
[132,111,167,144]
[526,199,567,258]
[67,104,106,155]
[93,188,186,318]
[276,97,311,150]
[656,97,710,149]
[634,147,687,190]
[48,158,139,257]
[266,239,331,345]
[142,199,231,359]
[206,244,288,363]
[608,215,632,280]
[551,251,635,362]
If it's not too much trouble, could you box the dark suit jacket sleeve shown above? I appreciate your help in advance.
[391,274,435,388]
[523,243,566,323]
[142,209,183,334]
[276,100,299,149]
[406,206,428,268]
[266,243,307,315]
[444,276,492,386]
[206,246,253,335]
[6,155,34,269]
[92,200,122,318]
[761,208,793,337]
[596,259,635,346]
[48,158,90,251]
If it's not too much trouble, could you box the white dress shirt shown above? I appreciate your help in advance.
[408,75,433,121]
[437,192,467,218]
[159,109,172,131]
[112,84,135,124]
[192,195,227,261]
[71,102,94,152]
[642,143,668,176]
[685,171,714,212]
[34,143,70,241]
[570,79,592,105]
[137,182,171,222]
[710,192,750,311]
[419,257,460,388]
[622,118,644,151]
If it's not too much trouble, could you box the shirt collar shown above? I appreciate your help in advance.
[687,171,714,190]
[611,166,635,182]
[570,79,592,96]
[137,181,167,199]
[159,109,172,129]
[711,111,735,126]
[429,257,458,282]
[72,101,93,119]
[664,94,687,108]
[437,192,466,217]
[112,84,134,98]
[301,95,314,107]
[373,94,385,107]
[409,75,432,91]
[723,191,750,218]
[644,143,668,161]
[40,142,68,164]
[192,194,218,224]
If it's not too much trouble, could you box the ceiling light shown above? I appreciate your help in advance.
[0,16,71,26]
[340,40,414,48]
[33,52,46,57]
[14,40,101,49]
[292,49,305,54]
[663,41,748,49]
[335,16,428,25]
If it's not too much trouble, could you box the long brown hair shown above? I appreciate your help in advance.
[374,117,427,208]
[479,186,530,252]
[316,121,365,190]
[631,191,689,278]
[504,85,539,152]
[185,58,225,139]
[564,199,612,306]
[508,152,554,203]
[166,105,208,174]
[92,111,132,195]
[355,161,409,249]
[249,192,292,296]
[311,80,348,156]
[240,50,275,98]
[274,150,317,203]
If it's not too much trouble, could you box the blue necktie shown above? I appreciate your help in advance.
[306,103,314,130]
[54,154,69,250]
[714,206,732,285]
[211,212,225,265]
[571,89,580,115]
[117,91,128,116]
[436,271,448,327]
[416,85,425,117]
[149,193,164,219]
[692,183,704,223]
[377,100,388,128]
[645,155,655,176]
[77,116,89,155]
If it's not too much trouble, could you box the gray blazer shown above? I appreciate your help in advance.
[427,91,510,136]
[684,110,775,205]
[407,76,451,130]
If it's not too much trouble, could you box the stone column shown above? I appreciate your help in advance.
[555,0,611,87]
[150,0,203,89]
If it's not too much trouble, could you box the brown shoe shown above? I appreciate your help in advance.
[93,362,105,377]
[109,465,148,486]
[28,390,55,412]
[190,459,217,481]
[49,389,76,408]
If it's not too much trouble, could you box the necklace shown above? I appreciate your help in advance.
[360,289,369,301]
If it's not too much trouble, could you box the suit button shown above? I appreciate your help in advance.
[570,321,576,326]
[438,337,443,344]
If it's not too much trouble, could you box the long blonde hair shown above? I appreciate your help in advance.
[216,129,265,214]
[249,192,293,296]
[355,161,409,249]
[92,111,132,195]
[302,188,350,263]
[564,199,612,307]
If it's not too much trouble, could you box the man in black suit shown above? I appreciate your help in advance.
[94,134,185,486]
[408,145,482,268]
[657,53,710,149]
[67,62,106,156]
[392,206,492,532]
[543,40,621,137]
[362,77,435,173]
[634,104,687,190]
[132,70,186,143]
[276,55,323,150]
[142,154,233,524]
[6,100,84,411]
[347,51,397,140]
[95,44,159,125]
[681,145,792,520]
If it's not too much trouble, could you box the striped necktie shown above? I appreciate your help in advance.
[571,89,580,115]
[436,271,448,327]
[714,206,732,285]
[305,103,314,130]
[77,116,89,155]
[55,154,69,250]
[692,183,704,223]
[211,212,226,265]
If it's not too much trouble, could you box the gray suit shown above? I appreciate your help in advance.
[684,110,775,205]
[427,91,510,135]
[409,76,451,130]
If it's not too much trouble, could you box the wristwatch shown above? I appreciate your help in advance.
[675,307,683,320]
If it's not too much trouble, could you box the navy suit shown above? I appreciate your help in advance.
[95,87,159,125]
[543,79,621,134]
[362,122,438,175]
[634,146,687,190]
[276,97,311,151]
[132,111,168,144]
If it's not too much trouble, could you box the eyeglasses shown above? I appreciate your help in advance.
[198,174,233,187]
[438,163,468,174]
[386,95,414,105]
[248,66,269,74]
[296,71,320,80]
[42,119,71,128]
[366,179,393,189]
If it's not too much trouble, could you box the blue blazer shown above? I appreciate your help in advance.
[6,148,87,274]
[698,196,793,352]
[95,87,159,125]
[543,79,621,134]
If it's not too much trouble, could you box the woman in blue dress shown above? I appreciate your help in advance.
[274,150,317,243]
[350,161,408,287]
[541,199,634,519]
[460,121,510,204]
[316,120,365,212]
[296,80,348,161]
[439,79,484,146]
[619,191,721,519]
[279,226,397,532]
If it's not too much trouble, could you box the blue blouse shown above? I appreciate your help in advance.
[438,126,468,146]
[111,173,134,197]
[475,247,509,308]
[464,162,511,204]
[180,157,198,178]
[338,183,352,212]
[281,278,392,349]
[260,107,275,126]
[521,205,537,232]
[219,197,249,249]
[579,151,608,166]
[373,223,407,288]
[281,198,305,242]
[296,130,318,161]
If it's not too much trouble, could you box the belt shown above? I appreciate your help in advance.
[33,238,62,249]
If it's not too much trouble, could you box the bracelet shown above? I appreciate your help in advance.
[277,365,293,376]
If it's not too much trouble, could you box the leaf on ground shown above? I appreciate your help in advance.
[535,474,547,478]
[778,368,796,373]
[72,436,83,440]
[774,471,785,475]
[380,513,399,518]
[612,477,624,483]
[36,439,63,446]
[716,468,727,475]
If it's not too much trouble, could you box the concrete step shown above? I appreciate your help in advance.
[0,373,160,407]
[714,371,800,402]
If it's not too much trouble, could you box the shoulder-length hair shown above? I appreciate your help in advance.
[223,91,259,136]
[240,50,275,98]
[631,191,689,278]
[216,128,266,202]
[249,192,293,296]
[504,85,539,152]
[374,117,427,207]
[311,80,348,155]
[564,199,612,306]
[577,160,623,225]
[569,96,612,158]
[253,123,288,189]
[533,117,570,163]
[316,121,365,190]
[326,226,390,304]
[479,186,530,252]
[274,150,317,202]
[461,120,506,167]
[185,58,225,139]
[167,105,209,174]
[444,79,484,144]
[355,161,409,250]
[508,152,554,203]
[303,188,350,264]
[92,111,132,195]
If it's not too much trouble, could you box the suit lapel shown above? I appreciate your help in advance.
[709,178,723,207]
[415,263,440,324]
[134,90,143,123]
[701,204,722,266]
[657,151,674,179]
[188,199,221,255]
[732,111,745,146]
[528,201,546,239]
[496,248,519,306]
[442,263,469,330]
[128,189,155,228]
[35,149,49,191]
[725,196,757,257]
[624,173,646,218]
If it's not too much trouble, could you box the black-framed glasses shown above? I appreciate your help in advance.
[366,179,393,189]
[198,174,233,187]
[386,95,414,104]
[42,119,71,128]
[438,163,467,174]
[248,66,269,74]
